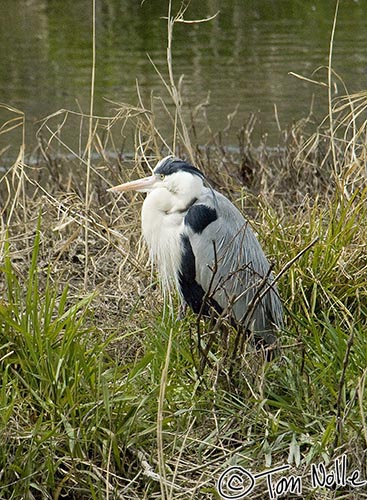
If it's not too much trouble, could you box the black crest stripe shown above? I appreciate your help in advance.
[155,158,204,178]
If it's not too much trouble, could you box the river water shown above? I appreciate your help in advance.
[1,0,367,162]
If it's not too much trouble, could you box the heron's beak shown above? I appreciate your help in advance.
[107,175,158,193]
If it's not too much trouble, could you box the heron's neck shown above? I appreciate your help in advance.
[141,190,185,287]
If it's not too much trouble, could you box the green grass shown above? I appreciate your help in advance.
[0,219,158,498]
[1,182,366,497]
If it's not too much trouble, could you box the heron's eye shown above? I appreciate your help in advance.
[159,174,165,180]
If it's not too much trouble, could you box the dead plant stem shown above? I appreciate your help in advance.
[84,0,96,288]
[328,0,339,181]
[157,328,173,500]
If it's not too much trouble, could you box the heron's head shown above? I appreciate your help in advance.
[107,156,205,200]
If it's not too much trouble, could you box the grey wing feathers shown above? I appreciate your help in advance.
[185,190,283,342]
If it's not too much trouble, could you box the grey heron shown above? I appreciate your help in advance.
[108,156,283,345]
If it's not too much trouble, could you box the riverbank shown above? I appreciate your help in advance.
[1,89,367,497]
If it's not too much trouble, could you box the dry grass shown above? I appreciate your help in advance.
[1,85,366,498]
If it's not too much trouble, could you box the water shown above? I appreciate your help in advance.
[1,0,367,162]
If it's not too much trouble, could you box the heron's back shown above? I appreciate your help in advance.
[182,189,283,342]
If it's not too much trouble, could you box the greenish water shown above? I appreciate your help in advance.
[1,0,367,161]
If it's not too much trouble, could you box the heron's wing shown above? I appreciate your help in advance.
[183,189,283,340]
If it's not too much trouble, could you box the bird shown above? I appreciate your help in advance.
[108,156,283,345]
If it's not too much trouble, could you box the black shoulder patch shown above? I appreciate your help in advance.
[185,204,217,234]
